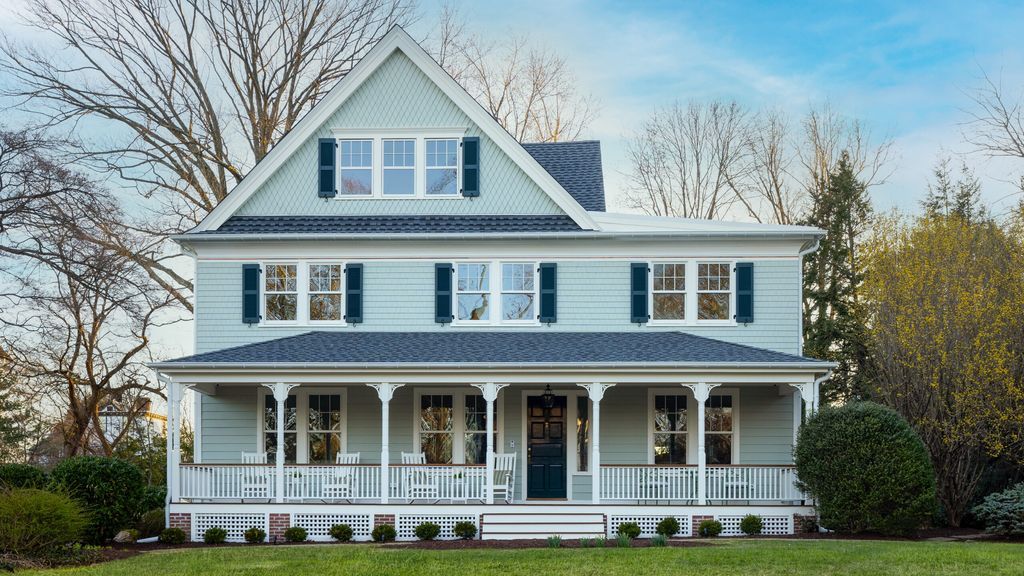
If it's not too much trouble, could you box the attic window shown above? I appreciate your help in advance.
[340,139,373,196]
[330,131,464,198]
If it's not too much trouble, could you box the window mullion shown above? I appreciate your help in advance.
[454,392,466,464]
[492,260,501,324]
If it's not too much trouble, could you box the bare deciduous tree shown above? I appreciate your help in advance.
[798,103,893,203]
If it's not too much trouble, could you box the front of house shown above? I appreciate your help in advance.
[152,27,831,542]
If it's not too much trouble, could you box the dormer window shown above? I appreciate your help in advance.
[330,131,465,198]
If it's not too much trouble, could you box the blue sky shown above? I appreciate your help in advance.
[416,0,1024,214]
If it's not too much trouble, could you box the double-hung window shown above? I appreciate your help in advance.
[419,394,454,463]
[653,395,687,464]
[261,390,345,464]
[464,396,488,465]
[704,394,733,464]
[456,263,491,322]
[454,261,538,325]
[698,263,732,320]
[382,139,415,196]
[416,391,495,464]
[500,263,535,321]
[264,264,298,322]
[652,263,686,321]
[647,261,735,324]
[307,394,343,464]
[308,264,342,322]
[339,139,373,195]
[426,138,459,196]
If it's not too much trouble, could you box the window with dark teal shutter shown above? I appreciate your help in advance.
[242,264,260,324]
[318,138,336,198]
[435,263,453,323]
[345,263,363,323]
[538,262,557,323]
[630,262,649,324]
[461,137,479,197]
[735,262,754,323]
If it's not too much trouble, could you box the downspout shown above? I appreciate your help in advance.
[797,238,822,355]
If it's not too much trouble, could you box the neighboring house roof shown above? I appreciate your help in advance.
[207,214,583,234]
[523,141,605,212]
[154,331,831,368]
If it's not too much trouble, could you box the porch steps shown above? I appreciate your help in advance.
[480,512,606,540]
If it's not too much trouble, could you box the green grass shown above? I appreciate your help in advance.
[21,539,1024,576]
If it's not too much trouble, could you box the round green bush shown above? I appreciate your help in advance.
[140,485,167,512]
[203,527,227,544]
[972,482,1024,536]
[0,488,87,557]
[244,527,266,544]
[740,514,763,535]
[283,526,307,542]
[0,464,48,490]
[414,522,441,541]
[617,521,641,539]
[371,524,396,542]
[655,516,680,537]
[453,521,477,540]
[50,456,147,543]
[158,527,187,545]
[136,508,165,538]
[794,402,937,536]
[697,519,723,537]
[328,523,353,542]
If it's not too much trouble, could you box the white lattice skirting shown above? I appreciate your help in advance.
[608,515,693,538]
[192,513,267,543]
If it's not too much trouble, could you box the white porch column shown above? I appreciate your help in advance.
[262,383,297,503]
[472,383,509,505]
[578,383,614,504]
[684,382,719,506]
[789,382,817,422]
[369,383,404,504]
[164,377,182,505]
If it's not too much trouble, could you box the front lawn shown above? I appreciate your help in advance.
[20,539,1024,576]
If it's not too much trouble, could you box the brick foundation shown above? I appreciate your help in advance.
[793,513,818,533]
[691,515,714,536]
[269,513,290,541]
[373,513,396,528]
[169,512,191,540]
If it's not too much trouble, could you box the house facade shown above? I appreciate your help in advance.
[152,26,831,542]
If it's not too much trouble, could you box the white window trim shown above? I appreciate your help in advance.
[647,387,739,465]
[412,388,503,465]
[452,260,541,326]
[260,261,348,327]
[647,260,737,326]
[257,387,350,464]
[329,129,466,199]
[337,138,375,197]
[381,138,417,197]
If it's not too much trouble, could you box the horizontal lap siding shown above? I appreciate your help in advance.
[200,387,257,462]
[739,386,796,464]
[196,259,800,354]
[236,51,563,217]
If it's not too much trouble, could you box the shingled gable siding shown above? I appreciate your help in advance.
[234,51,565,218]
[194,259,800,355]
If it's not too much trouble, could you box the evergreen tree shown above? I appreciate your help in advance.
[803,151,872,402]
[0,371,41,463]
[922,157,984,222]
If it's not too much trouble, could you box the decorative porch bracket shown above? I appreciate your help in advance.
[261,383,299,503]
[578,383,615,504]
[789,382,818,420]
[472,383,509,504]
[369,383,405,504]
[684,382,720,505]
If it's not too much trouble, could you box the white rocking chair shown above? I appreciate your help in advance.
[493,453,516,504]
[324,453,361,501]
[239,451,270,500]
[400,452,438,501]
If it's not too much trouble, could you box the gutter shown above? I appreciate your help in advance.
[148,360,837,371]
[796,237,822,354]
[170,230,826,243]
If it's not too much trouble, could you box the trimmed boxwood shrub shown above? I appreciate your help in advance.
[414,522,441,541]
[371,524,396,542]
[244,527,266,544]
[972,482,1024,536]
[50,456,147,543]
[159,527,187,545]
[329,524,353,542]
[0,464,48,490]
[698,519,723,537]
[617,522,641,539]
[794,402,937,536]
[740,514,763,535]
[656,516,680,537]
[136,508,165,538]
[453,521,476,540]
[283,527,307,542]
[0,488,87,557]
[203,527,227,544]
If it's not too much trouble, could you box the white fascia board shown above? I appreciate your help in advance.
[192,26,596,233]
[589,211,826,235]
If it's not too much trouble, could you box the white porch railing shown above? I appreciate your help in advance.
[388,465,486,502]
[705,465,803,501]
[284,465,381,500]
[600,465,803,502]
[180,464,277,500]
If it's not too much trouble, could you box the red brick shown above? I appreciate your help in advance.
[373,514,395,528]
[269,513,290,541]
[169,512,191,539]
[691,515,714,536]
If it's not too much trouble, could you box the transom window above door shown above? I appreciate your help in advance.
[330,132,464,198]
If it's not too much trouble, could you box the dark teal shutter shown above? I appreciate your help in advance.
[435,263,453,323]
[318,138,336,198]
[461,137,479,197]
[538,262,557,323]
[242,264,260,324]
[345,263,363,324]
[735,262,754,323]
[630,262,649,324]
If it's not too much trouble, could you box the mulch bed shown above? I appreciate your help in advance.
[390,538,709,550]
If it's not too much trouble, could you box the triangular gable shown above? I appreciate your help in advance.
[193,26,596,233]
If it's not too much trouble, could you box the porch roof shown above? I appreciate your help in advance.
[152,331,832,370]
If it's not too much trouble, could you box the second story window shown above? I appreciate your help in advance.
[457,263,490,321]
[308,264,343,322]
[652,263,686,321]
[698,263,731,320]
[383,139,415,196]
[426,138,459,195]
[264,264,298,321]
[339,139,373,196]
[501,262,535,321]
[454,261,539,325]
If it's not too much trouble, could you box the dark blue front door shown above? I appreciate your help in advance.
[526,395,567,499]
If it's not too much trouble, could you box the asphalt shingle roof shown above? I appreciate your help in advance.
[161,331,826,366]
[523,141,606,212]
[209,214,583,234]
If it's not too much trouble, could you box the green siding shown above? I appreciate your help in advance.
[195,259,801,354]
[236,51,564,217]
[199,387,257,462]
[738,386,796,464]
